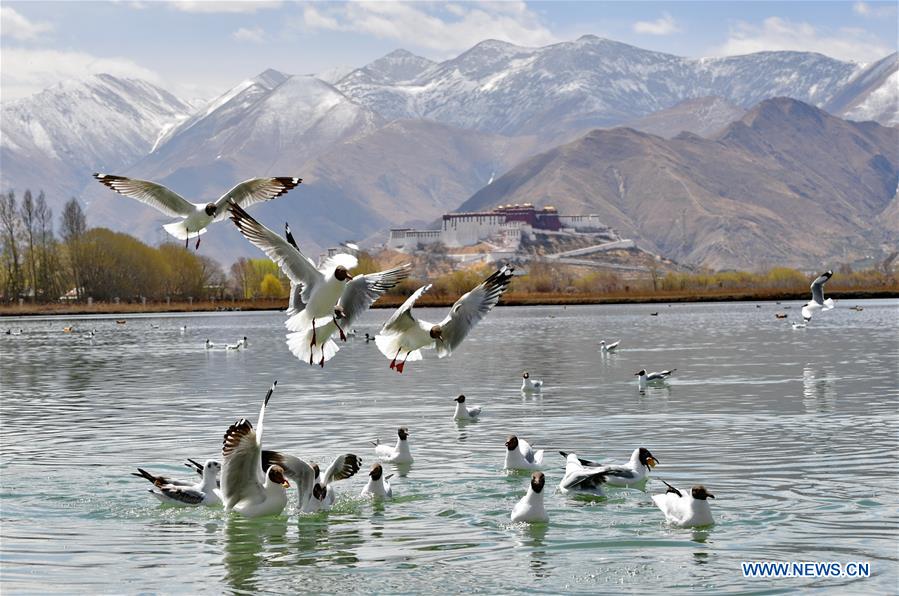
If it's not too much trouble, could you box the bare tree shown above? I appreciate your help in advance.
[60,198,87,300]
[20,190,37,301]
[0,191,22,301]
[35,192,60,300]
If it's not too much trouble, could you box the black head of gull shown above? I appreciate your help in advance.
[505,435,519,451]
[312,483,327,501]
[454,394,466,403]
[397,427,409,441]
[334,266,353,281]
[638,447,659,469]
[369,463,384,480]
[634,369,647,376]
[429,325,444,340]
[522,372,530,379]
[266,465,290,488]
[530,472,545,493]
[692,485,714,500]
[204,202,217,216]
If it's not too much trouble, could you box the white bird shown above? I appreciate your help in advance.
[504,435,544,471]
[239,336,248,348]
[360,463,393,498]
[220,381,292,518]
[372,427,413,464]
[791,321,807,329]
[375,266,514,373]
[179,325,187,334]
[225,340,243,350]
[285,264,411,367]
[557,452,608,496]
[559,447,659,488]
[229,203,358,362]
[801,270,835,322]
[83,330,96,339]
[635,368,675,390]
[652,481,715,527]
[301,453,362,513]
[600,339,620,352]
[521,371,543,393]
[510,472,548,523]
[453,394,481,420]
[93,173,301,249]
[204,339,215,350]
[132,460,222,507]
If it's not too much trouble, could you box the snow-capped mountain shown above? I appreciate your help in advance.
[825,52,898,126]
[335,36,864,139]
[1,74,192,209]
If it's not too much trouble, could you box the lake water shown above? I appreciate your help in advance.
[1,300,897,594]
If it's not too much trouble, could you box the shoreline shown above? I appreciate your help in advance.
[1,288,895,317]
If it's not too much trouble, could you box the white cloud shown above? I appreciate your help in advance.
[0,6,54,41]
[233,26,266,43]
[301,1,557,52]
[0,47,164,101]
[633,12,680,36]
[169,1,281,13]
[852,1,897,17]
[717,16,892,63]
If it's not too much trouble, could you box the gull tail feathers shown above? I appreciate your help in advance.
[163,221,207,240]
[823,298,835,310]
[286,330,339,365]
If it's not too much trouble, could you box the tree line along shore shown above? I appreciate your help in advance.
[1,189,896,317]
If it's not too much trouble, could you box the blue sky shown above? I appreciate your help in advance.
[2,1,896,101]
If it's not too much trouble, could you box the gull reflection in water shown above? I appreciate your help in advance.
[222,514,287,594]
[513,523,550,579]
[802,366,836,413]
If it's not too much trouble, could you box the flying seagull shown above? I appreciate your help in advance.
[801,270,835,322]
[92,174,301,249]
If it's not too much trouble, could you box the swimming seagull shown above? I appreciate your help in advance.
[285,263,411,367]
[791,321,807,329]
[801,270,835,322]
[510,472,548,523]
[504,435,544,471]
[301,453,362,513]
[229,203,358,361]
[558,452,608,496]
[600,339,620,352]
[521,371,543,393]
[132,460,222,506]
[93,174,301,249]
[559,447,659,488]
[453,394,482,420]
[652,480,715,527]
[375,266,514,373]
[204,339,215,349]
[635,368,675,390]
[372,427,413,464]
[220,381,292,518]
[360,463,393,498]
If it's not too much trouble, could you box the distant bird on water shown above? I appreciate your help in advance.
[453,394,482,420]
[600,339,620,352]
[635,368,675,390]
[510,472,548,523]
[521,371,543,393]
[93,173,302,249]
[801,270,835,322]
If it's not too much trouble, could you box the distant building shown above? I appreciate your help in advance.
[387,204,611,251]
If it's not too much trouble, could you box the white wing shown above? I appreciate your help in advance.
[380,284,432,335]
[229,202,323,300]
[436,266,514,357]
[320,454,363,487]
[339,264,412,324]
[261,450,316,506]
[93,174,194,217]
[220,382,276,509]
[320,253,359,275]
[810,270,833,305]
[214,177,302,221]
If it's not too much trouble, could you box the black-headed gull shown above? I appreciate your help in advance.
[360,463,393,498]
[93,174,301,249]
[504,435,544,471]
[286,263,411,367]
[510,472,548,523]
[375,266,514,373]
[132,460,222,506]
[229,203,357,358]
[557,452,608,496]
[559,447,658,488]
[220,381,292,518]
[372,427,413,464]
[801,270,835,322]
[599,340,620,352]
[521,371,543,393]
[204,339,215,350]
[635,369,675,390]
[301,453,362,513]
[652,481,715,527]
[453,394,481,420]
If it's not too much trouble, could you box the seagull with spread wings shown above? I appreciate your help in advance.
[374,266,514,373]
[92,173,301,249]
[801,270,835,322]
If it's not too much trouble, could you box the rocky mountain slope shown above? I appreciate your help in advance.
[456,98,898,270]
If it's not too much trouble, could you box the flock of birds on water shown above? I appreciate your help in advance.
[10,174,840,527]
